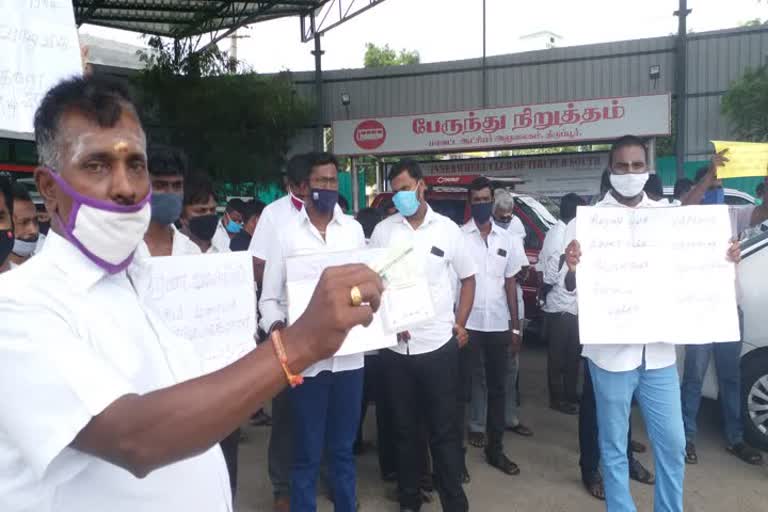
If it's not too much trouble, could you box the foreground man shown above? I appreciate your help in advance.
[0,75,384,512]
[561,135,740,512]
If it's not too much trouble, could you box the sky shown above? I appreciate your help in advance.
[79,0,767,73]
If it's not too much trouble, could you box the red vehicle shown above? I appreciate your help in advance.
[371,175,558,332]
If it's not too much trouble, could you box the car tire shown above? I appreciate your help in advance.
[742,352,768,451]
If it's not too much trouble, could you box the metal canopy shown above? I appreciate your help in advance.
[73,1,329,38]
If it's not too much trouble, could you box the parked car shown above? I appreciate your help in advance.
[662,186,756,206]
[370,182,557,326]
[677,231,768,450]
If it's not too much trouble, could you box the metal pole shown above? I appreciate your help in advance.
[482,0,487,108]
[375,158,382,194]
[311,12,324,151]
[647,137,657,173]
[351,157,360,212]
[674,0,691,179]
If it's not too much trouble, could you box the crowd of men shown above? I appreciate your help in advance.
[1,74,768,512]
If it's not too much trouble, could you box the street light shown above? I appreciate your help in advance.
[340,92,351,106]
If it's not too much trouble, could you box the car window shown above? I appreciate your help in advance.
[725,195,752,206]
[428,198,465,225]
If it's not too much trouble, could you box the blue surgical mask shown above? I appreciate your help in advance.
[702,188,725,205]
[311,188,338,214]
[150,193,183,226]
[226,217,242,234]
[393,190,420,217]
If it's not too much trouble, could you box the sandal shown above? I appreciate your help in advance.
[509,424,534,437]
[685,441,698,465]
[629,458,655,485]
[630,439,647,453]
[468,431,487,448]
[582,472,605,501]
[727,442,764,465]
[487,453,520,476]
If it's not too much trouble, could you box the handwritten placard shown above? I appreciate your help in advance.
[713,141,768,179]
[129,252,257,373]
[0,0,82,137]
[575,205,740,344]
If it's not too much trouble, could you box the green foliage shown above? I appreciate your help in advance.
[364,43,420,68]
[722,66,768,141]
[134,36,312,184]
[741,18,765,27]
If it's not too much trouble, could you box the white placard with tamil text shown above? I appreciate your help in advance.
[286,248,398,356]
[575,205,740,345]
[129,252,257,374]
[0,1,83,138]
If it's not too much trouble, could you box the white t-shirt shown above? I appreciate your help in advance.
[370,207,477,355]
[211,221,232,254]
[0,233,231,512]
[248,195,303,261]
[462,220,527,332]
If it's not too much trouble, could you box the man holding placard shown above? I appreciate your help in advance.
[260,152,366,512]
[559,136,741,512]
[371,159,476,512]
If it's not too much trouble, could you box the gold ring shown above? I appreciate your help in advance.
[350,286,363,307]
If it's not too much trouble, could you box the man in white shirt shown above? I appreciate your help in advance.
[0,178,14,273]
[541,193,585,415]
[561,136,740,512]
[8,183,40,267]
[370,159,476,512]
[180,173,228,254]
[137,145,200,258]
[0,74,386,512]
[248,153,311,512]
[211,199,244,253]
[260,152,366,512]
[461,177,525,476]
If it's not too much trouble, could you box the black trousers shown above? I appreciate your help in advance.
[268,389,293,498]
[382,341,469,512]
[547,312,581,405]
[467,330,510,456]
[219,428,240,499]
[356,354,398,478]
[578,358,634,478]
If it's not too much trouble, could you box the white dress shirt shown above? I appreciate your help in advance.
[248,195,303,261]
[463,220,527,332]
[136,225,202,259]
[0,232,231,512]
[211,221,232,254]
[536,220,566,275]
[541,219,578,315]
[370,206,477,355]
[259,205,365,377]
[561,192,676,372]
[507,215,526,241]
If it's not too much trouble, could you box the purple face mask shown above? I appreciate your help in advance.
[48,170,152,273]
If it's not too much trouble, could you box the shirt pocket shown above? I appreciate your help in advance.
[425,247,448,283]
[489,251,507,278]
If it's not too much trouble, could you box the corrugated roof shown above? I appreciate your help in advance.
[73,1,328,38]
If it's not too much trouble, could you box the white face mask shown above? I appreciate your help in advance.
[49,170,151,273]
[610,172,649,199]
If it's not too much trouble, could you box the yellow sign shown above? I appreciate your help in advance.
[712,141,768,179]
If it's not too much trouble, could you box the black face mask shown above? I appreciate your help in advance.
[0,229,14,267]
[188,214,219,242]
[38,221,50,236]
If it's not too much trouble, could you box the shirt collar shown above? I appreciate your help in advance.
[463,218,502,237]
[299,204,345,228]
[598,191,657,208]
[400,204,438,229]
[44,231,112,291]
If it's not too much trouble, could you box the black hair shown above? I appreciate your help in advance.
[183,172,216,206]
[285,153,312,187]
[338,194,350,212]
[148,145,189,178]
[608,135,648,167]
[305,152,340,180]
[673,178,694,200]
[356,207,384,239]
[11,182,33,204]
[0,178,12,217]
[468,176,493,200]
[644,174,664,199]
[560,193,586,223]
[388,159,423,182]
[226,198,246,215]
[241,200,266,223]
[33,74,139,168]
[694,166,710,183]
[378,196,395,213]
[600,168,612,195]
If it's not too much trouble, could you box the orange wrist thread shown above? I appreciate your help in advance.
[271,329,303,388]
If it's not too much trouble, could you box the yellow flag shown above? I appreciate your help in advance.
[712,141,768,179]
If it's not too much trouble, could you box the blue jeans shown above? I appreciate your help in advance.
[290,369,364,512]
[589,361,685,512]
[469,349,520,432]
[681,342,743,445]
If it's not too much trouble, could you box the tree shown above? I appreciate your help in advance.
[364,43,420,68]
[134,36,312,185]
[741,18,765,27]
[722,65,768,141]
